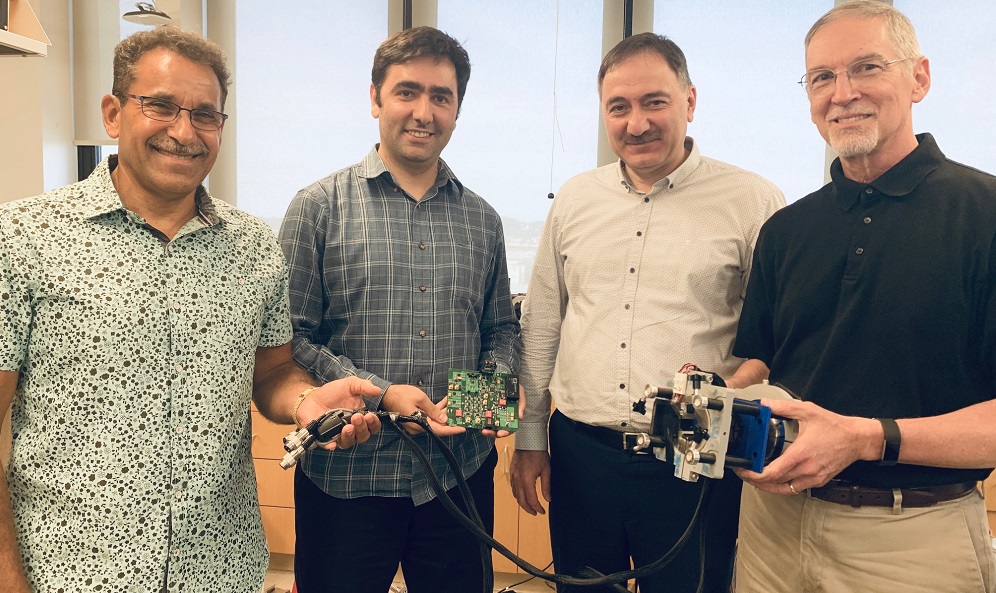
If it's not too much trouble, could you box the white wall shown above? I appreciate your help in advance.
[0,0,74,205]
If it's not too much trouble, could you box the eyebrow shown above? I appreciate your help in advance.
[604,91,670,106]
[393,80,455,97]
[142,92,221,112]
[806,52,886,73]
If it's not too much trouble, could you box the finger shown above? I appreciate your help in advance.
[540,467,552,503]
[348,414,371,444]
[511,475,544,515]
[335,424,357,450]
[479,429,511,439]
[518,385,526,420]
[432,398,449,424]
[427,422,465,437]
[349,377,382,397]
[761,397,804,419]
[364,413,382,435]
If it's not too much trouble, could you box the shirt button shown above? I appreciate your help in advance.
[863,217,872,224]
[636,231,642,237]
[418,243,426,250]
[174,491,183,500]
[418,330,427,338]
[865,188,874,194]
[172,302,181,311]
[643,197,650,203]
[417,378,424,386]
[175,426,184,435]
[619,383,625,389]
[621,343,627,348]
[855,247,864,255]
[624,304,630,310]
[172,549,180,558]
[419,285,427,292]
[629,268,636,273]
[174,363,183,372]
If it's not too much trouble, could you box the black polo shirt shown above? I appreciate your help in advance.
[735,134,996,488]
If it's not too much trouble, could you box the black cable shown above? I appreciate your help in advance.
[381,411,715,589]
[384,418,494,593]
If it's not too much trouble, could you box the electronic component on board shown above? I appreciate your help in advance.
[446,368,519,432]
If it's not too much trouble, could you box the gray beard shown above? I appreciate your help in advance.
[829,126,879,158]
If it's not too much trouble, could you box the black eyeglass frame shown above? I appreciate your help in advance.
[117,93,229,131]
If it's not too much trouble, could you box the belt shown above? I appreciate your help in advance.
[561,412,650,454]
[808,479,976,509]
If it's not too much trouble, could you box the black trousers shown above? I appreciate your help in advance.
[293,447,498,593]
[548,410,742,593]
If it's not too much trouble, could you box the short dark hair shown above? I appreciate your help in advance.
[112,26,231,109]
[371,26,471,116]
[598,32,692,92]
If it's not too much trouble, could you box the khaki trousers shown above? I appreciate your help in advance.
[734,484,995,593]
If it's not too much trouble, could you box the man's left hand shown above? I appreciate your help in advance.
[735,398,882,496]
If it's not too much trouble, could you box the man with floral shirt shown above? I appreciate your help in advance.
[0,27,397,593]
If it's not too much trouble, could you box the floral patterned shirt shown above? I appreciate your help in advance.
[0,156,292,593]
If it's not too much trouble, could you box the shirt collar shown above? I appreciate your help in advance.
[615,136,701,193]
[830,133,944,211]
[77,154,225,226]
[358,145,465,197]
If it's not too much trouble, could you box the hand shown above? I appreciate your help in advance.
[381,384,465,436]
[296,376,382,450]
[734,398,881,496]
[331,410,381,450]
[481,385,525,439]
[510,449,552,515]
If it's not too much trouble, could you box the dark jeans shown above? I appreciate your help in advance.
[293,447,498,593]
[548,410,741,593]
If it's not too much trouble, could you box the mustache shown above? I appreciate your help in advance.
[148,136,207,156]
[625,132,661,145]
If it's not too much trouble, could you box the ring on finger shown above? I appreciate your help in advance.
[788,481,798,495]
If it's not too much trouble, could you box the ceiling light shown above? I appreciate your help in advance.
[122,2,172,27]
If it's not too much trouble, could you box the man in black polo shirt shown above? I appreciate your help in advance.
[731,2,996,592]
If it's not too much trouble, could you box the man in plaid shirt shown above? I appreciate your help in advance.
[278,26,520,593]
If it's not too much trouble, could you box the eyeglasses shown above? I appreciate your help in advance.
[798,57,914,95]
[118,93,228,131]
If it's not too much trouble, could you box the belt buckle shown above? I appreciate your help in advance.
[892,488,903,514]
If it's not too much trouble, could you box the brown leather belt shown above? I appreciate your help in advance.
[808,479,976,509]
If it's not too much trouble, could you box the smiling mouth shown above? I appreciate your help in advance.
[831,114,872,125]
[407,130,433,138]
[150,142,204,159]
[153,147,200,159]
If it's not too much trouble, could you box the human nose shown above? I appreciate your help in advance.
[626,108,650,136]
[412,95,433,124]
[166,109,200,141]
[829,70,859,104]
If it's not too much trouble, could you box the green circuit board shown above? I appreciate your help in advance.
[445,368,519,432]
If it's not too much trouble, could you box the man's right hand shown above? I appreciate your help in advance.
[380,384,465,436]
[510,449,552,515]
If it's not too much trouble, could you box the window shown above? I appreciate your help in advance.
[438,0,603,291]
[653,1,830,202]
[897,0,996,173]
[235,2,388,232]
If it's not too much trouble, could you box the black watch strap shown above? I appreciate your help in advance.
[877,418,902,466]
